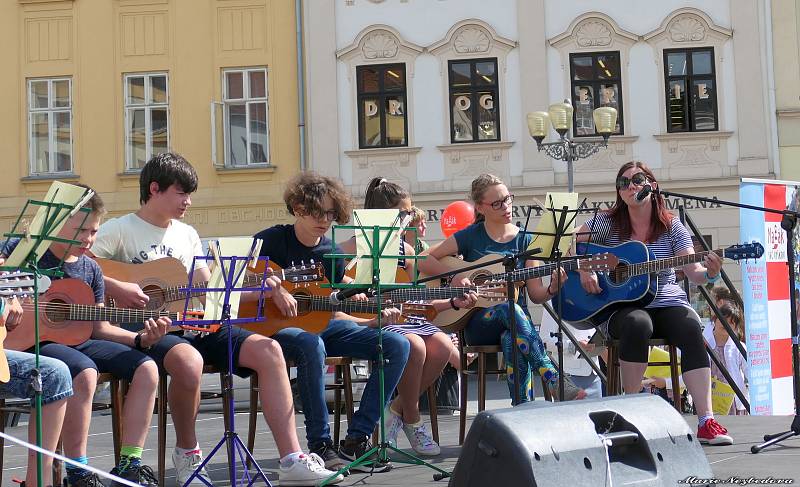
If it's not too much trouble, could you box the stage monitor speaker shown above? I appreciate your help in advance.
[449,394,712,487]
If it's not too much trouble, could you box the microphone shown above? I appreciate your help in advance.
[329,287,373,305]
[635,184,652,202]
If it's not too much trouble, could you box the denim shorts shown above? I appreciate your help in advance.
[1,350,73,406]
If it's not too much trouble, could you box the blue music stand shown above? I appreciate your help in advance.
[174,238,272,487]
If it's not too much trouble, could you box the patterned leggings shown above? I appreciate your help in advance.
[464,302,558,405]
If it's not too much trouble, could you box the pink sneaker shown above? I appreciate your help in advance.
[697,418,733,445]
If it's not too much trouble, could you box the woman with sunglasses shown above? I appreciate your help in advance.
[575,160,732,444]
[339,177,478,455]
[419,174,586,404]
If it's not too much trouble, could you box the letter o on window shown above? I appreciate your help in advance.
[455,95,471,111]
[479,94,493,110]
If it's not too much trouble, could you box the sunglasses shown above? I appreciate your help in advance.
[486,194,514,210]
[615,172,648,190]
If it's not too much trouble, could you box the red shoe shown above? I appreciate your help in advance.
[697,417,733,445]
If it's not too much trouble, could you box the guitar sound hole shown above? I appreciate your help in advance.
[45,299,69,323]
[143,286,166,310]
[608,265,628,285]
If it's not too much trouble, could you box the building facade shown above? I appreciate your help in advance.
[304,0,778,288]
[0,0,302,238]
[772,0,800,181]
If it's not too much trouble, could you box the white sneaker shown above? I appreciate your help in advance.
[402,422,440,456]
[279,453,344,486]
[172,449,214,486]
[382,401,404,448]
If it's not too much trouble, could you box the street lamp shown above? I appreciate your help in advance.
[527,100,618,192]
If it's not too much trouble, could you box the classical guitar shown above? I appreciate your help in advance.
[94,257,323,312]
[1,272,53,383]
[419,252,615,331]
[7,278,210,351]
[552,241,764,329]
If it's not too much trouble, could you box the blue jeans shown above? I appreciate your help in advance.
[271,328,329,449]
[465,303,556,405]
[1,350,73,405]
[321,320,410,440]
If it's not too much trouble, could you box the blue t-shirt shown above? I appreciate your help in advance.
[453,222,534,267]
[254,224,345,284]
[1,238,104,303]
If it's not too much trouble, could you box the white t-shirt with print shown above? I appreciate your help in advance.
[92,213,207,273]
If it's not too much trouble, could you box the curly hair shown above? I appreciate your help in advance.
[283,172,353,224]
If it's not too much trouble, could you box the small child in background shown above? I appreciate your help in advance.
[704,300,748,415]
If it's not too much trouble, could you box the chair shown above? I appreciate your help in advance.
[456,333,552,445]
[246,355,354,461]
[0,372,125,486]
[605,338,682,412]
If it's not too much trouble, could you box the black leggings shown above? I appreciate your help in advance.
[608,306,709,372]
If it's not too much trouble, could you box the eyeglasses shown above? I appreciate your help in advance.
[615,172,648,190]
[304,209,338,222]
[486,194,514,210]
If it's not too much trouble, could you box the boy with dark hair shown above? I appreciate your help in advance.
[254,171,411,471]
[0,291,71,487]
[92,153,341,486]
[1,186,169,486]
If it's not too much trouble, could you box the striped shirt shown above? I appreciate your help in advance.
[584,213,694,309]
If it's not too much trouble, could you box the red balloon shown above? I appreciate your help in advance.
[440,201,475,238]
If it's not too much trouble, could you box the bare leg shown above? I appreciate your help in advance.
[619,359,648,394]
[683,367,713,417]
[60,368,98,458]
[121,360,159,447]
[237,335,301,457]
[163,343,204,449]
[417,334,452,395]
[26,399,67,486]
[393,335,426,424]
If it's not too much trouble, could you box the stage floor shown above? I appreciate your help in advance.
[2,377,798,485]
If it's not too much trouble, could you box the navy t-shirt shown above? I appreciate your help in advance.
[254,224,345,284]
[1,238,104,303]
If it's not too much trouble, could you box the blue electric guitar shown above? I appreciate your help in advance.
[552,241,763,329]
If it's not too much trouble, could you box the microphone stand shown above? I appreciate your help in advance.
[654,187,800,453]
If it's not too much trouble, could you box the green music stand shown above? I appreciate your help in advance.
[1,182,93,487]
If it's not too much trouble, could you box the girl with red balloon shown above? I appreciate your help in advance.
[339,178,479,455]
[419,174,586,404]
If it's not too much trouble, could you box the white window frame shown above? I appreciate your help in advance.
[221,67,269,167]
[27,77,73,175]
[124,72,170,171]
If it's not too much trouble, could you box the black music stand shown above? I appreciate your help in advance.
[1,183,93,487]
[175,238,272,486]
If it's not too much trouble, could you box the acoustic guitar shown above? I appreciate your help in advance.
[552,241,764,328]
[6,278,210,352]
[94,257,322,312]
[1,272,52,383]
[419,252,616,331]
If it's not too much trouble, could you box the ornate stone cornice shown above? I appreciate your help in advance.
[427,19,516,55]
[643,7,732,43]
[337,25,423,61]
[549,12,639,49]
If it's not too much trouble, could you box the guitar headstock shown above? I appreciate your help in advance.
[475,281,509,302]
[282,260,325,284]
[0,272,51,297]
[723,242,764,261]
[398,301,438,321]
[578,252,618,273]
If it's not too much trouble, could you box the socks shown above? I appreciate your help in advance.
[117,445,144,472]
[698,413,714,427]
[279,451,305,467]
[175,444,202,457]
[66,455,89,482]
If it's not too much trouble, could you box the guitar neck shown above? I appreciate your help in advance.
[387,286,478,301]
[162,273,262,303]
[66,304,180,323]
[497,258,584,283]
[628,249,723,277]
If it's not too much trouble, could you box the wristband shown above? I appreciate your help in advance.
[704,271,721,283]
[134,332,151,351]
[449,297,460,311]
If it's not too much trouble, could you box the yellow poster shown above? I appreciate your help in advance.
[644,346,682,384]
[710,377,736,415]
